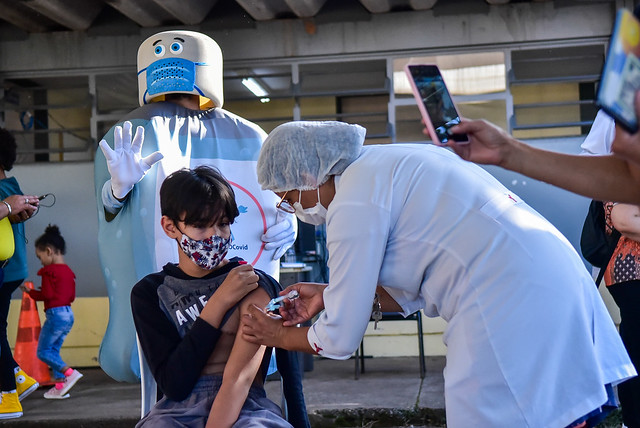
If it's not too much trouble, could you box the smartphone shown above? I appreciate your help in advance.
[596,8,640,134]
[405,64,468,144]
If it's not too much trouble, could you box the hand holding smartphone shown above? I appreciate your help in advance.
[405,64,468,144]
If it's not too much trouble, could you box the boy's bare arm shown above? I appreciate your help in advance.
[206,287,270,428]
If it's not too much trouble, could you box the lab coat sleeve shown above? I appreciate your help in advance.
[307,201,390,359]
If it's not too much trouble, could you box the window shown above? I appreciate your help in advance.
[392,52,507,143]
[510,44,605,138]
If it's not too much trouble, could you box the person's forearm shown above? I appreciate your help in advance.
[611,204,640,241]
[503,143,640,204]
[200,297,230,329]
[0,199,10,220]
[281,326,315,354]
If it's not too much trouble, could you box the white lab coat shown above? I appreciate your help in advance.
[307,144,635,427]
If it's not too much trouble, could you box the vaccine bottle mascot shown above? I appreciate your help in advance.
[94,30,296,382]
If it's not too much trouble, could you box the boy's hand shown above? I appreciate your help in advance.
[216,264,260,308]
[200,264,259,329]
[18,284,30,293]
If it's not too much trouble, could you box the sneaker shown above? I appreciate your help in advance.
[58,369,82,396]
[0,392,22,419]
[14,368,39,401]
[43,386,69,400]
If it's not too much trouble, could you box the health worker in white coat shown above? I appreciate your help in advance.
[241,120,636,428]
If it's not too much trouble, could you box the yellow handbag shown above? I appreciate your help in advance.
[0,217,15,261]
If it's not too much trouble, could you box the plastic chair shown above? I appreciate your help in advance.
[136,334,157,418]
[354,311,426,379]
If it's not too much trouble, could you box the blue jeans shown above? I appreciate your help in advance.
[37,306,74,379]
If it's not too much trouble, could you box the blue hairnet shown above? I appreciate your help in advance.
[257,121,365,192]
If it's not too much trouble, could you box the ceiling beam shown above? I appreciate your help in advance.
[235,0,328,20]
[360,0,438,13]
[153,0,219,25]
[0,0,60,32]
[19,0,105,30]
[103,0,174,27]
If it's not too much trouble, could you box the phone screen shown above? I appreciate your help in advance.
[406,64,468,144]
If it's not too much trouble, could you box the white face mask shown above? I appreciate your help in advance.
[293,188,327,226]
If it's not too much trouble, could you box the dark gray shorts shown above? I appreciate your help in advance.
[136,375,292,428]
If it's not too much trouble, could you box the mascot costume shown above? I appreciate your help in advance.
[94,30,296,382]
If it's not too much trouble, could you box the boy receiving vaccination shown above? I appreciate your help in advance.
[131,166,308,428]
[21,224,82,399]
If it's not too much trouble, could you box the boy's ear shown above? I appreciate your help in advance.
[161,216,180,239]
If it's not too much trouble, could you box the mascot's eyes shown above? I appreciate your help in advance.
[170,42,183,54]
[154,44,166,57]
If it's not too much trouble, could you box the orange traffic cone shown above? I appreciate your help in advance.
[13,282,53,386]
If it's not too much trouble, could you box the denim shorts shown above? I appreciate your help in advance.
[136,374,292,428]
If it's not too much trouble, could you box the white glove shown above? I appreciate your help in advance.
[99,121,164,199]
[262,214,297,261]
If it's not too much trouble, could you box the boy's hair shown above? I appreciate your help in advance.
[35,224,66,254]
[0,128,17,172]
[160,166,239,227]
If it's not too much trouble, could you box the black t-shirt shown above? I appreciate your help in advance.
[131,258,275,401]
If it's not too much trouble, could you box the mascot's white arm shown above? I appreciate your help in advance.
[99,121,164,209]
[262,211,297,260]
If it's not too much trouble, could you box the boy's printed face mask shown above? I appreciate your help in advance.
[178,230,231,270]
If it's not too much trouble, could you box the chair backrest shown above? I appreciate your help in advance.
[136,334,157,418]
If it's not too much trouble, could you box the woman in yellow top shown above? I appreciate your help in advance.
[0,194,39,260]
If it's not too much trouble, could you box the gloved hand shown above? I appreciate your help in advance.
[99,121,164,199]
[262,213,297,261]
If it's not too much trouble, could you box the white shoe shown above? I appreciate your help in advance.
[58,369,82,396]
[43,387,70,400]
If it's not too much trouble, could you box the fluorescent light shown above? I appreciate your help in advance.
[242,77,269,97]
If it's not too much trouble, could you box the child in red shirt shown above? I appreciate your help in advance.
[20,224,82,399]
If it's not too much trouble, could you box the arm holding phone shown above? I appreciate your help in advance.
[440,109,640,204]
[407,63,640,203]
